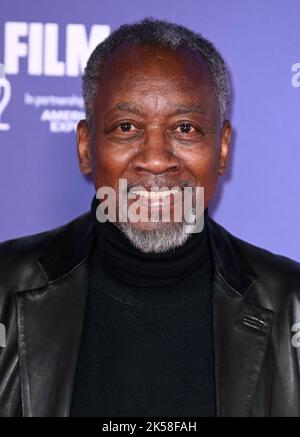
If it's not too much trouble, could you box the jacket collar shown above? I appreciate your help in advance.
[207,216,258,296]
[16,211,273,416]
[36,211,95,284]
[207,217,273,416]
[34,211,257,295]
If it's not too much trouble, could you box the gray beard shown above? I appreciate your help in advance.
[117,208,201,254]
[118,222,190,254]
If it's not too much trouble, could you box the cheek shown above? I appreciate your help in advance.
[90,142,132,189]
[185,148,220,207]
[186,144,219,179]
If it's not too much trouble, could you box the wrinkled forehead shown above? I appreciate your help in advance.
[93,42,218,120]
[102,42,214,90]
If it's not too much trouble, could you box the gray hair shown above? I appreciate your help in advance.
[83,17,230,127]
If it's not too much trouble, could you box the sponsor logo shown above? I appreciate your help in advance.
[0,64,11,131]
[1,22,111,133]
[4,22,110,76]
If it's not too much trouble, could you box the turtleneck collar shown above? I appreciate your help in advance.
[90,194,211,288]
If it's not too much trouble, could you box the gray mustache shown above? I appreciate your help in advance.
[126,180,196,191]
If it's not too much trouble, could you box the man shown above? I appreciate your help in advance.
[0,18,300,417]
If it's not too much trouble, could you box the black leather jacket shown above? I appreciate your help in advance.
[0,211,300,417]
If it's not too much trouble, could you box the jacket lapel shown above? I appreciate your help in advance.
[212,272,273,416]
[208,218,274,416]
[16,212,95,417]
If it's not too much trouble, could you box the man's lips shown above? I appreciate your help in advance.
[127,188,183,208]
[129,187,181,198]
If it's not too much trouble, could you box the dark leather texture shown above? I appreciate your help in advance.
[0,211,300,417]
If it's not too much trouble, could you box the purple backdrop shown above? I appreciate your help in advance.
[1,0,300,261]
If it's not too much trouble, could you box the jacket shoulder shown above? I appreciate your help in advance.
[225,226,300,307]
[235,233,300,280]
[208,217,300,309]
[0,212,91,295]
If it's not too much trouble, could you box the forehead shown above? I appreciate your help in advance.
[95,42,217,116]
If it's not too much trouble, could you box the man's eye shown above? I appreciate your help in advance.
[119,122,134,132]
[176,123,195,134]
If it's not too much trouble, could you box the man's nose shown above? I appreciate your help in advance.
[131,129,180,174]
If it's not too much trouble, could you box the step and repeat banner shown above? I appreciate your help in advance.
[0,0,300,260]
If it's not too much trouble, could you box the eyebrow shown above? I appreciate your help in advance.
[105,103,144,119]
[172,104,205,115]
[105,102,205,118]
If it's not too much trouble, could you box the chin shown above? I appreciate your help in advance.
[128,220,176,232]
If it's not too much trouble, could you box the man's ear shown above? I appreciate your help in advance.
[77,119,92,175]
[218,120,231,175]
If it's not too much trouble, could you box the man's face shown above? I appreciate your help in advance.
[77,42,231,233]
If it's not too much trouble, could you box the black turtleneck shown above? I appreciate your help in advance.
[70,195,215,417]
